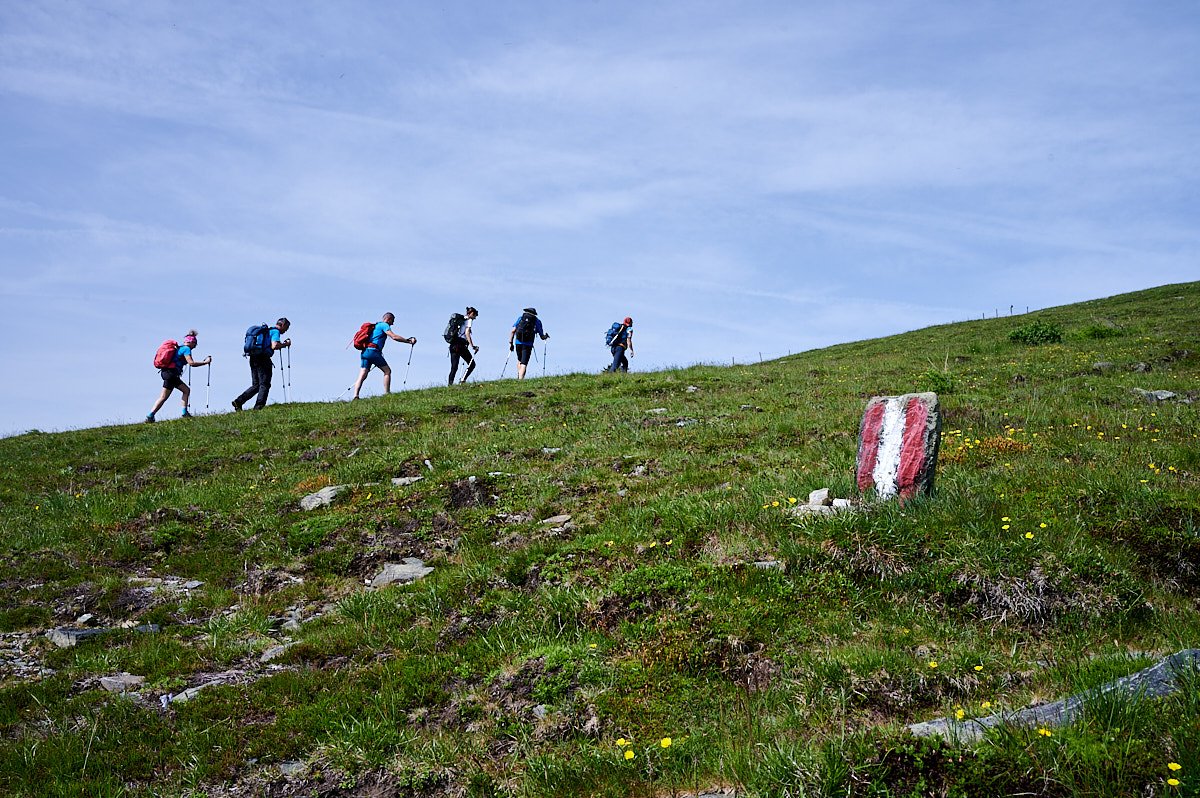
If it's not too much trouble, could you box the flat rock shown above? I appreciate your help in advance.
[676,418,698,427]
[370,558,434,588]
[391,476,424,486]
[100,673,145,693]
[541,514,572,525]
[808,488,832,506]
[910,649,1200,743]
[753,560,785,571]
[788,504,835,517]
[299,485,349,511]
[279,761,308,777]
[260,643,296,664]
[646,407,668,414]
[1132,388,1177,402]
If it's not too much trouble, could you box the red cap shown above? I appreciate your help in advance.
[623,317,633,325]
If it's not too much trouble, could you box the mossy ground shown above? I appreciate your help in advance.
[1,283,1198,797]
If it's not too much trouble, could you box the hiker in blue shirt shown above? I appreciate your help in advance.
[603,316,635,373]
[507,307,549,380]
[147,330,211,422]
[233,318,291,411]
[352,312,417,399]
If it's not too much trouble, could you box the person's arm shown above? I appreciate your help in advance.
[539,320,549,340]
[184,353,213,366]
[270,329,291,350]
[508,325,516,350]
[627,329,634,356]
[465,322,478,352]
[387,329,416,345]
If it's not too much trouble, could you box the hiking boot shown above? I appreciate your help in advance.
[181,409,192,418]
[145,414,155,423]
[231,400,242,412]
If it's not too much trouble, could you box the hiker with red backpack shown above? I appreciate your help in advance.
[603,317,635,373]
[351,312,417,399]
[146,330,211,422]
[508,307,549,380]
[232,318,291,411]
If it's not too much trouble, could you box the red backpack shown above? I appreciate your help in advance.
[352,322,375,351]
[153,340,179,369]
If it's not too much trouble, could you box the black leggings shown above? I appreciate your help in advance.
[449,340,475,384]
[234,354,274,409]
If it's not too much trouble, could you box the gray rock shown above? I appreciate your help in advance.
[832,498,853,509]
[183,580,204,590]
[541,514,572,525]
[299,485,349,511]
[1132,388,1177,403]
[788,504,835,517]
[260,643,296,663]
[347,447,360,458]
[1092,362,1116,372]
[169,684,209,704]
[46,627,107,648]
[675,418,698,427]
[424,459,434,470]
[1131,362,1151,373]
[100,673,145,693]
[646,408,668,414]
[279,761,308,777]
[909,649,1200,743]
[391,476,424,487]
[370,558,434,588]
[531,704,549,720]
[686,385,699,392]
[542,447,562,454]
[75,613,98,626]
[808,488,832,506]
[753,560,785,571]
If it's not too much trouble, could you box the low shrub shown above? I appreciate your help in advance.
[1008,320,1063,345]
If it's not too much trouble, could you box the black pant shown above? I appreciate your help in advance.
[449,340,475,384]
[235,354,274,409]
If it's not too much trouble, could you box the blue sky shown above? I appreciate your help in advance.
[1,1,1197,435]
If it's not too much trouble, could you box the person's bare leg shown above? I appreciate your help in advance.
[179,383,191,412]
[516,363,527,379]
[149,386,172,416]
[352,367,370,399]
[381,365,393,393]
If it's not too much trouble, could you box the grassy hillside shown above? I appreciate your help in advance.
[2,282,1198,797]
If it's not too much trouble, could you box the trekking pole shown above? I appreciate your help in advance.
[500,349,511,378]
[402,343,414,386]
[205,363,211,411]
[276,350,286,403]
[543,340,548,376]
[286,346,292,395]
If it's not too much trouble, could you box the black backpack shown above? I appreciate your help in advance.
[514,311,537,341]
[443,313,466,343]
[243,323,272,357]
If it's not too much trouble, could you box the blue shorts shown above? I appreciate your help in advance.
[361,348,388,370]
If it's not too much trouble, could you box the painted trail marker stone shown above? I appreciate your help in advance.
[856,392,941,500]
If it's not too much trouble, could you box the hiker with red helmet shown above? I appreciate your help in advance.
[147,330,211,422]
[603,316,635,373]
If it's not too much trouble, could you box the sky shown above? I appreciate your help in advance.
[1,1,1197,435]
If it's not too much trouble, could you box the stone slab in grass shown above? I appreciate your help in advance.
[299,485,349,511]
[856,392,941,500]
[909,649,1200,743]
[370,558,434,588]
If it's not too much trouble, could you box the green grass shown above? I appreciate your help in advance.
[1,282,1199,796]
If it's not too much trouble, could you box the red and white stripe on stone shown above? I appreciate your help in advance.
[856,392,942,500]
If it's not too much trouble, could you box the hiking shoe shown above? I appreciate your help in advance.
[181,409,192,418]
[145,414,155,423]
[231,400,242,412]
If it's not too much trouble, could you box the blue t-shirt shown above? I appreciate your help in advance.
[269,328,281,347]
[174,344,192,370]
[512,315,544,346]
[371,321,391,350]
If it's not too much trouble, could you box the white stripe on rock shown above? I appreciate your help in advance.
[871,397,906,498]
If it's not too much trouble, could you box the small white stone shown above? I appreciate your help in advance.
[541,514,572,525]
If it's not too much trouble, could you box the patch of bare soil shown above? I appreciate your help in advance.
[447,477,496,509]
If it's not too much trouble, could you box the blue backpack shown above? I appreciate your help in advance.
[243,323,272,356]
[605,322,628,346]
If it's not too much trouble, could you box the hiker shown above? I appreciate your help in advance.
[446,306,480,385]
[232,318,291,411]
[508,307,549,380]
[147,330,211,422]
[351,312,417,399]
[603,316,635,373]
